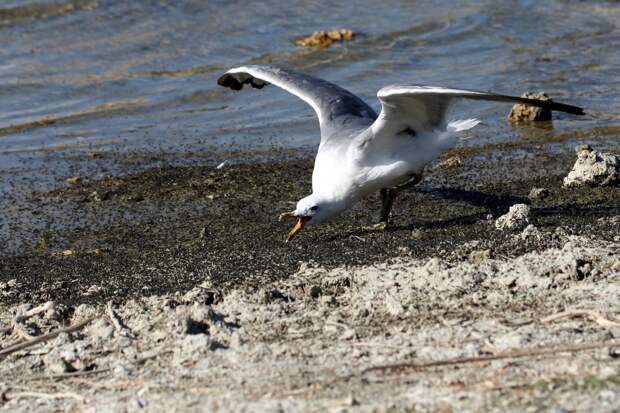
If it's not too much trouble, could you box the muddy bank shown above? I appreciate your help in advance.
[1,141,620,411]
[1,146,620,305]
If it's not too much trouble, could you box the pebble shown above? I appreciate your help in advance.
[528,187,549,200]
[495,204,530,231]
[309,285,322,299]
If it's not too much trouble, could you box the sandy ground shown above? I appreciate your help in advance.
[1,143,620,412]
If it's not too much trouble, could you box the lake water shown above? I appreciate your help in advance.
[0,0,619,250]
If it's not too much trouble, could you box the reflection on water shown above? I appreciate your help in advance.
[0,0,618,240]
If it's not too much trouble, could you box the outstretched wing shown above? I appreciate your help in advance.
[218,65,377,139]
[371,85,585,137]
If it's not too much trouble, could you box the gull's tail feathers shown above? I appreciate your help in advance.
[435,118,481,150]
[447,118,481,132]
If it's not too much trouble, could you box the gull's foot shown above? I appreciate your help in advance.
[362,221,390,232]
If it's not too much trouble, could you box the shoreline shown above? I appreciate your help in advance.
[1,144,619,305]
[1,140,619,411]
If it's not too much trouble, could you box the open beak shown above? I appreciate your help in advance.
[286,216,310,242]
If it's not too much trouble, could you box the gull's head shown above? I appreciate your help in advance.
[282,194,342,242]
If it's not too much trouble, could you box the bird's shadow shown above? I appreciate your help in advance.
[423,187,529,215]
[344,187,529,237]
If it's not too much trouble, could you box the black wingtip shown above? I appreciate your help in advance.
[514,94,586,116]
[551,101,585,116]
[217,73,243,91]
[217,72,269,91]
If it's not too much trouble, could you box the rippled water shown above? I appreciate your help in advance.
[0,0,619,202]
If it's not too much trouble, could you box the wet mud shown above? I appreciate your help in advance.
[1,147,618,305]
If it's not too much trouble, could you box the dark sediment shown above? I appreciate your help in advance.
[1,151,619,305]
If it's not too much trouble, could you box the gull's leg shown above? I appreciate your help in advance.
[364,172,424,231]
[379,188,397,225]
[362,189,394,231]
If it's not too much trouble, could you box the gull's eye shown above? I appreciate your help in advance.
[310,205,319,211]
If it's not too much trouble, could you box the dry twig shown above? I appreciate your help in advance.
[24,368,112,382]
[0,316,97,360]
[4,390,85,402]
[10,302,56,340]
[541,309,620,328]
[361,339,620,375]
[106,302,136,340]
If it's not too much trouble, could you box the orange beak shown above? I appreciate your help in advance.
[286,216,310,242]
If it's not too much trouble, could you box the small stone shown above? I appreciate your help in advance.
[89,191,110,202]
[84,284,103,296]
[469,249,491,262]
[563,148,619,187]
[528,187,549,200]
[295,29,354,48]
[520,224,541,241]
[495,204,530,231]
[385,294,406,316]
[575,144,592,154]
[0,279,17,291]
[439,155,462,169]
[261,289,290,304]
[309,285,322,299]
[66,176,81,185]
[508,92,552,122]
[44,356,77,374]
[320,295,337,306]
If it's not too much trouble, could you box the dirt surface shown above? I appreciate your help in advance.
[1,142,620,411]
[2,146,619,305]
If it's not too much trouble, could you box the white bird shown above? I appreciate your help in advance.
[218,65,584,241]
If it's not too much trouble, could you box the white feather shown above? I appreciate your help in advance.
[447,118,481,132]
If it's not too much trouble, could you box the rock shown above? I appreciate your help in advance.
[495,204,530,231]
[508,92,553,122]
[469,249,491,263]
[0,279,17,296]
[575,144,592,154]
[385,294,406,317]
[439,155,462,169]
[295,29,354,48]
[520,224,541,241]
[261,289,290,304]
[563,147,619,187]
[88,318,115,341]
[66,176,81,185]
[528,187,549,200]
[309,285,322,299]
[83,284,103,296]
[43,353,77,374]
[89,190,110,202]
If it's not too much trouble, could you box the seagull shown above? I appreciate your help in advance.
[217,65,584,241]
